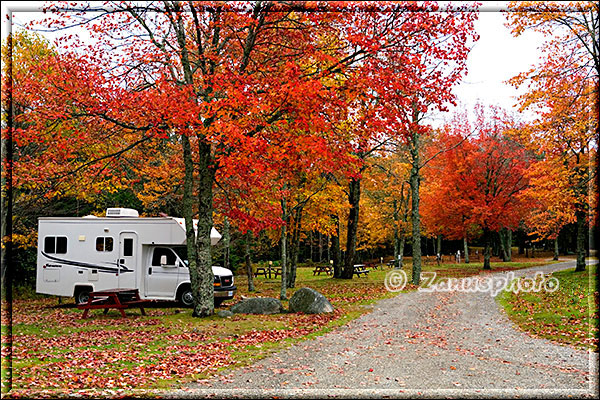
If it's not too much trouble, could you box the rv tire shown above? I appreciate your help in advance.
[74,287,92,305]
[178,286,194,307]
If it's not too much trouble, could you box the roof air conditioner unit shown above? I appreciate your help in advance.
[106,208,139,217]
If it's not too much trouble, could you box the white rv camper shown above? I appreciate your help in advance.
[36,208,236,306]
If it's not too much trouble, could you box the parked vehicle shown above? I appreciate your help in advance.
[36,208,236,306]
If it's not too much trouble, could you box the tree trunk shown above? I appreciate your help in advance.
[193,140,216,317]
[499,228,512,262]
[287,207,302,288]
[398,236,405,269]
[222,216,230,270]
[483,228,492,270]
[499,229,506,261]
[181,135,215,317]
[463,236,469,264]
[244,230,255,292]
[286,219,294,288]
[436,235,442,256]
[393,230,400,268]
[492,231,499,258]
[553,236,559,261]
[342,177,361,279]
[397,184,410,269]
[309,231,313,262]
[181,135,201,314]
[280,197,288,300]
[393,199,400,268]
[331,215,342,278]
[575,209,586,272]
[409,122,422,285]
[318,231,323,263]
[175,14,213,317]
[507,229,512,261]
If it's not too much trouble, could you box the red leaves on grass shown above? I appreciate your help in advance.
[7,299,345,396]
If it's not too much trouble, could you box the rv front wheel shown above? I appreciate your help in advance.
[74,287,92,304]
[178,287,194,307]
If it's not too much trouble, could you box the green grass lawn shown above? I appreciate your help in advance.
[498,264,598,352]
[1,257,562,397]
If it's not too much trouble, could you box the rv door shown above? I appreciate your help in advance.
[145,247,180,298]
[118,232,137,289]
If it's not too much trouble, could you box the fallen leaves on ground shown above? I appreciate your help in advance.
[3,297,343,398]
[500,266,598,351]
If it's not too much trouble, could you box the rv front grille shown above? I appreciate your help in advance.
[221,276,233,287]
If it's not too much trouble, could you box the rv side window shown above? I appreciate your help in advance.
[56,237,67,253]
[44,237,55,253]
[96,237,114,252]
[152,248,177,266]
[44,236,67,254]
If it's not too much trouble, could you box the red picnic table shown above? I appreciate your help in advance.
[77,288,148,318]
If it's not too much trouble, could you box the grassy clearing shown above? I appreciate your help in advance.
[498,264,598,352]
[2,257,561,397]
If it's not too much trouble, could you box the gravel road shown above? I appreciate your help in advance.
[167,260,598,399]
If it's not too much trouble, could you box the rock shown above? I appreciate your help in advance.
[217,310,233,318]
[289,287,334,314]
[230,297,284,315]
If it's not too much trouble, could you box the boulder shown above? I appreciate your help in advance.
[230,297,284,315]
[217,310,233,318]
[289,287,334,314]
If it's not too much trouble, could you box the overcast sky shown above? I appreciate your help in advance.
[2,1,547,126]
[433,2,546,125]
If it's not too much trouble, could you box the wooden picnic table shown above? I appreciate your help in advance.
[254,266,282,279]
[77,288,148,318]
[313,265,333,275]
[353,264,370,277]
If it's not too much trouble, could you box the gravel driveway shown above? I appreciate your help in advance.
[167,260,598,399]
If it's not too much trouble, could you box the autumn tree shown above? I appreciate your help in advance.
[361,151,412,267]
[522,158,577,260]
[454,107,531,269]
[332,4,478,281]
[2,30,155,293]
[506,1,598,271]
[421,114,478,263]
[373,7,478,284]
[32,1,378,314]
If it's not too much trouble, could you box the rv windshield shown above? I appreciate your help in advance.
[173,246,188,266]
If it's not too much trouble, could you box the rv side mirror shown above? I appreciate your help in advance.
[160,255,168,266]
